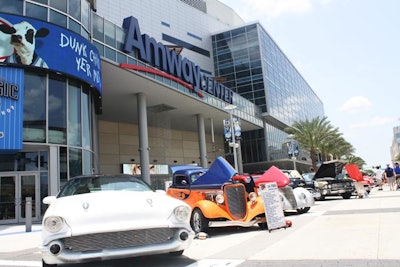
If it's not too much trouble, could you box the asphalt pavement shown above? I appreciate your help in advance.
[1,186,400,267]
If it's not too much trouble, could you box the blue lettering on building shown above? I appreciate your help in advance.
[0,67,24,151]
[122,16,233,104]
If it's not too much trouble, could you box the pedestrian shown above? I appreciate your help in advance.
[393,162,400,190]
[375,166,383,191]
[384,163,396,191]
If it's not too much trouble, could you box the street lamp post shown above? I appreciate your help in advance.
[287,134,298,170]
[224,104,238,171]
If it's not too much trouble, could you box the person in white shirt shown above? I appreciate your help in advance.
[375,166,383,190]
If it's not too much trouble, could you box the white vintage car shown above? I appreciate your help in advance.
[41,174,194,266]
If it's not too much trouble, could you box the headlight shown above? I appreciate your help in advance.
[44,216,65,233]
[215,194,224,204]
[248,192,257,202]
[174,206,191,222]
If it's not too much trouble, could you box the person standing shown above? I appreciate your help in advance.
[375,166,384,191]
[393,162,400,190]
[384,163,396,191]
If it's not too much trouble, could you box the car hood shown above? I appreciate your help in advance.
[314,160,345,179]
[344,164,364,181]
[255,166,290,188]
[44,191,187,236]
[171,157,237,188]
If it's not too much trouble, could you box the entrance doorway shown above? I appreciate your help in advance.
[0,173,40,224]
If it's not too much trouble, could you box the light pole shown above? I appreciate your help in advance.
[224,104,238,171]
[287,134,298,170]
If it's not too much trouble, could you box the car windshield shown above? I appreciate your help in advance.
[57,175,153,198]
[302,173,314,181]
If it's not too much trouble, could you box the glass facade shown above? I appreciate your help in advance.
[212,23,324,163]
[0,0,91,38]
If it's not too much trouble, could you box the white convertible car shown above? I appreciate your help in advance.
[41,174,194,266]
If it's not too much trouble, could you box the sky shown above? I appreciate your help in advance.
[218,0,400,169]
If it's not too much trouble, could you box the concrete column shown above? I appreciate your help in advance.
[137,93,151,185]
[263,119,269,161]
[197,114,208,168]
[49,146,59,195]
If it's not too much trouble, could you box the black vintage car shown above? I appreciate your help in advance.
[313,160,355,200]
[281,170,321,200]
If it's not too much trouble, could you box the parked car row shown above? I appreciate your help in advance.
[40,158,369,266]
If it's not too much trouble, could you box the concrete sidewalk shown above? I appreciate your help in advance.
[0,224,42,253]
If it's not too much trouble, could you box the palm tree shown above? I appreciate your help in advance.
[285,116,338,169]
[285,116,364,169]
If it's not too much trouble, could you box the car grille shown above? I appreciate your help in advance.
[224,184,247,220]
[62,228,177,252]
[331,183,345,190]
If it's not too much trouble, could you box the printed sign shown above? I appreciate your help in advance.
[259,182,286,231]
[0,66,24,151]
[0,13,102,94]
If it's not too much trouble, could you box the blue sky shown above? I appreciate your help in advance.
[219,0,400,168]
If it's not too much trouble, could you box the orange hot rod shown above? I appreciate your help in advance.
[166,157,266,233]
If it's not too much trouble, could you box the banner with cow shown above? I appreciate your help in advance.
[0,13,102,94]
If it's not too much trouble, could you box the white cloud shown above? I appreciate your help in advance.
[350,115,397,129]
[339,96,372,113]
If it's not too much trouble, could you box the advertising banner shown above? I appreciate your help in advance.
[0,13,102,93]
[0,66,24,151]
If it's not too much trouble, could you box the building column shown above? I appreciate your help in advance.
[137,93,151,185]
[196,114,208,168]
[49,146,59,195]
[263,119,269,161]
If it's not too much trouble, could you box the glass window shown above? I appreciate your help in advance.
[82,149,92,175]
[49,0,67,12]
[104,20,115,47]
[0,0,22,14]
[40,172,49,216]
[69,19,80,35]
[116,27,125,51]
[17,152,38,171]
[48,75,67,144]
[68,81,81,146]
[24,73,46,143]
[40,151,48,170]
[82,88,91,149]
[59,147,67,188]
[31,0,48,4]
[26,3,47,21]
[68,0,81,20]
[92,14,104,41]
[50,10,67,27]
[81,0,90,30]
[69,148,82,178]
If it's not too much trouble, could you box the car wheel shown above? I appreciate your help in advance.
[169,250,184,256]
[258,222,268,230]
[42,260,57,267]
[316,195,325,201]
[190,208,209,233]
[342,193,352,199]
[296,207,311,214]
